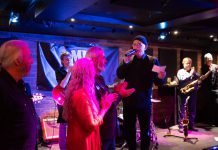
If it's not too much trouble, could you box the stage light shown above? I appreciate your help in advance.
[210,35,214,38]
[159,22,167,29]
[70,18,75,22]
[129,25,133,29]
[173,30,179,35]
[211,146,218,150]
[9,12,19,25]
[158,32,167,40]
[213,38,218,42]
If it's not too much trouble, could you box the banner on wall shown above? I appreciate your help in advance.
[37,42,119,90]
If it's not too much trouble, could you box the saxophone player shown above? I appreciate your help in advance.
[177,57,199,133]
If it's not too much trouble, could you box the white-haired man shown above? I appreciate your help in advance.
[201,53,218,126]
[0,40,37,149]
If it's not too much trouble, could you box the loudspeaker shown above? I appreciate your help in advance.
[41,117,59,141]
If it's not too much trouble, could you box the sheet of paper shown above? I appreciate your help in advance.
[152,65,166,73]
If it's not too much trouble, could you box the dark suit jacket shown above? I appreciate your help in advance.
[117,54,165,109]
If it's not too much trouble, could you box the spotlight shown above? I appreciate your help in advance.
[209,35,214,38]
[159,22,167,29]
[158,32,167,40]
[213,37,218,42]
[9,11,19,25]
[173,30,179,35]
[129,25,133,29]
[70,18,75,22]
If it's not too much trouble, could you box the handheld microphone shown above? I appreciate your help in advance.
[125,49,137,57]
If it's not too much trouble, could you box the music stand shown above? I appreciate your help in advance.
[163,96,198,143]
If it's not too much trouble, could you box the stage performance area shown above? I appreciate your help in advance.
[36,123,218,150]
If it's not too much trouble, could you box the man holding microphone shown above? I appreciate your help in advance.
[117,35,166,150]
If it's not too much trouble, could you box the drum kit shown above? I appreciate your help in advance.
[117,98,161,150]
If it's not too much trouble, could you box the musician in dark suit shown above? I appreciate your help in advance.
[177,57,199,132]
[117,35,166,150]
[86,46,135,150]
[55,52,71,150]
[201,53,218,126]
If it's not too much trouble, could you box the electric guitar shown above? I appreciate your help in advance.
[52,84,65,106]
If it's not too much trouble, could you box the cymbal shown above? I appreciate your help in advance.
[151,99,161,103]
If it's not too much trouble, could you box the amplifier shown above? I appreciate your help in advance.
[41,117,59,141]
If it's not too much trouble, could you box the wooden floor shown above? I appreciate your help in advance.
[37,123,218,150]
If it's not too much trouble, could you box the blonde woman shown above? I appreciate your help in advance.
[63,58,117,150]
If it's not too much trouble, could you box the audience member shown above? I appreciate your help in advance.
[63,58,117,150]
[86,46,135,150]
[0,40,37,149]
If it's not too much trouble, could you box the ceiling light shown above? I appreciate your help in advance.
[173,30,179,35]
[9,12,19,25]
[129,25,133,29]
[210,35,214,38]
[70,18,75,22]
[159,22,167,29]
[158,32,167,40]
[213,38,218,42]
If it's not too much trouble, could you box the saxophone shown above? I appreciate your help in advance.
[180,70,211,94]
[180,79,199,94]
[182,96,190,139]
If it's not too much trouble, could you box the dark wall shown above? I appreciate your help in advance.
[158,48,177,79]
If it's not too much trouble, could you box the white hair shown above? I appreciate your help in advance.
[0,40,28,68]
[204,53,213,62]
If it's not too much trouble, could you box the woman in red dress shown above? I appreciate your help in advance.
[63,58,117,150]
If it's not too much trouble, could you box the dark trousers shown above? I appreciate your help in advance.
[123,106,151,150]
[211,90,218,125]
[178,91,197,128]
[102,139,116,150]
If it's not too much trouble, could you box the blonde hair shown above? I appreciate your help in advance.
[182,57,192,64]
[85,46,104,69]
[63,58,97,121]
[0,40,28,68]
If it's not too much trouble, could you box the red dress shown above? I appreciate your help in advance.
[66,89,102,150]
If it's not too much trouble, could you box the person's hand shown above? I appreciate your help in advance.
[158,71,166,79]
[68,66,73,73]
[190,67,195,75]
[101,93,118,110]
[114,81,135,97]
[124,49,135,63]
